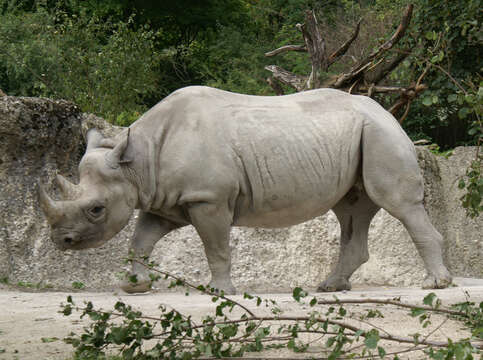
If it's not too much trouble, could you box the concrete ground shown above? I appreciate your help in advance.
[0,278,482,360]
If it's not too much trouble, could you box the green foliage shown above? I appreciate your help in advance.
[194,24,272,95]
[428,143,454,159]
[41,337,59,343]
[451,300,483,341]
[458,160,483,218]
[71,281,85,290]
[115,110,143,127]
[15,280,52,289]
[0,7,166,122]
[401,0,482,149]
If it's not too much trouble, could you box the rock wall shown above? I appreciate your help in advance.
[0,96,481,292]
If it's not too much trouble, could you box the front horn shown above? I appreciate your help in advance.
[38,181,63,224]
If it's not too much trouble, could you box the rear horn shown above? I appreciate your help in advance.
[56,174,80,199]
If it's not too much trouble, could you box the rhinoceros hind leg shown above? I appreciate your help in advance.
[361,131,452,289]
[399,205,452,289]
[121,212,180,294]
[189,202,237,295]
[318,185,380,292]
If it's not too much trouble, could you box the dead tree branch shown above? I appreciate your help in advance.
[300,10,327,89]
[264,65,307,92]
[332,4,413,88]
[262,4,429,123]
[317,298,466,317]
[364,51,409,85]
[266,77,285,95]
[265,45,307,57]
[327,19,362,67]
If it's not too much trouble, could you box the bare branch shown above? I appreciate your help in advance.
[331,62,372,88]
[317,298,466,317]
[266,77,285,95]
[332,4,413,88]
[356,85,420,94]
[327,19,362,67]
[414,139,431,145]
[301,10,327,88]
[265,45,307,57]
[358,85,405,93]
[398,101,412,123]
[132,258,257,317]
[389,98,408,116]
[348,79,360,94]
[195,315,477,349]
[264,65,307,92]
[364,51,409,84]
[382,3,413,50]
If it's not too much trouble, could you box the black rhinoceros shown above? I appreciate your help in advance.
[39,86,452,294]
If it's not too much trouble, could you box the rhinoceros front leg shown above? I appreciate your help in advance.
[121,212,179,294]
[188,202,236,295]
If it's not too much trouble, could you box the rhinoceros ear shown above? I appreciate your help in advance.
[105,129,132,169]
[86,129,104,151]
[86,129,117,151]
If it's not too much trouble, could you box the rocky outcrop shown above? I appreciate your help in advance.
[0,96,481,292]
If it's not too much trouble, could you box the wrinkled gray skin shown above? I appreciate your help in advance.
[39,86,452,294]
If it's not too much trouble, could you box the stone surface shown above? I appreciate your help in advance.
[0,96,481,292]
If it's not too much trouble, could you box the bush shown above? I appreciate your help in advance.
[0,7,165,122]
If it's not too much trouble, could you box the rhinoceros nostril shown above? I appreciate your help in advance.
[64,237,73,244]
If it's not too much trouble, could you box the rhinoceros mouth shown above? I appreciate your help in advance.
[53,230,105,250]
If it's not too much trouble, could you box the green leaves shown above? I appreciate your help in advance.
[71,281,85,290]
[460,160,483,218]
[41,337,59,343]
[292,287,308,302]
[410,308,426,317]
[423,292,438,307]
[458,107,471,119]
[377,345,386,358]
[364,329,380,349]
[422,94,440,106]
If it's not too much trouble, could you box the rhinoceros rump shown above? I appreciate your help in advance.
[39,86,452,294]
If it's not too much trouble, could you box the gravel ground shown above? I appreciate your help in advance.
[0,278,482,360]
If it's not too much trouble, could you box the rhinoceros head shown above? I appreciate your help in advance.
[38,129,138,250]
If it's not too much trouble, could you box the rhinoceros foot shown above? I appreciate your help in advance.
[120,278,152,294]
[208,279,237,295]
[317,277,352,292]
[422,268,453,289]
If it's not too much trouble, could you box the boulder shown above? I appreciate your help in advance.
[0,96,481,292]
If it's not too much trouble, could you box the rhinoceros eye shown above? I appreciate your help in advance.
[85,205,106,222]
[90,206,105,216]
